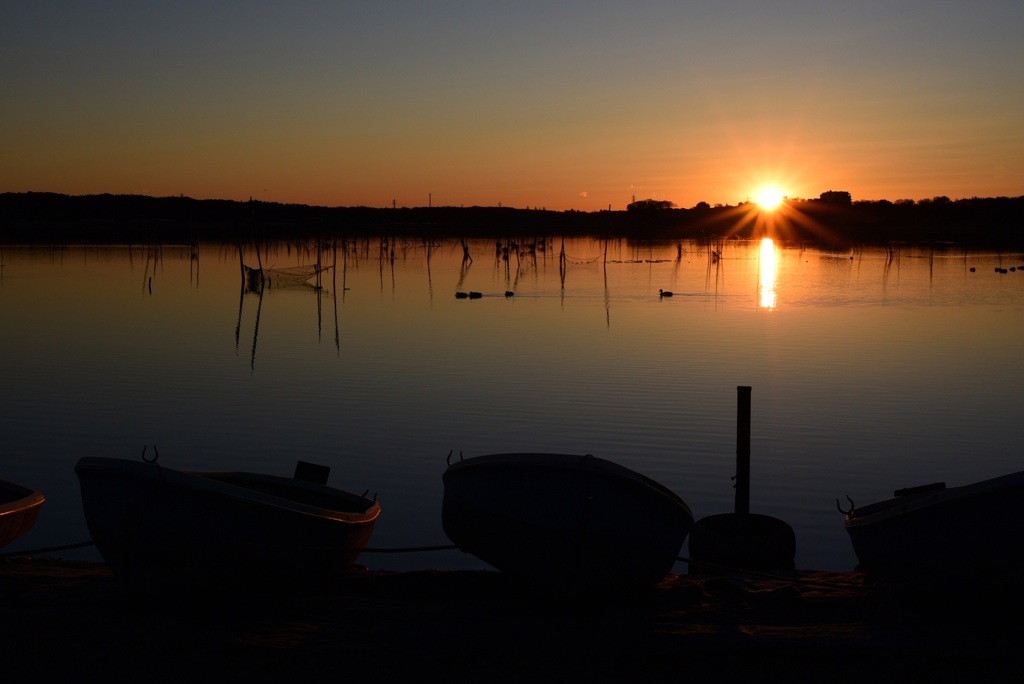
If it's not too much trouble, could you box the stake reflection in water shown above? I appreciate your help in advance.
[759,237,778,310]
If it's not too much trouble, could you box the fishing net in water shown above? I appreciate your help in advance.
[243,264,328,291]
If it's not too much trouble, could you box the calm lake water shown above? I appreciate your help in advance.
[2,237,1023,573]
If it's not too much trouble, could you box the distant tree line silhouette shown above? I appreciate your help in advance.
[627,199,676,211]
[1,191,1021,247]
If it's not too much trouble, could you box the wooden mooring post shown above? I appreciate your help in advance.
[735,385,751,517]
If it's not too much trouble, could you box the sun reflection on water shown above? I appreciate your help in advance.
[759,237,777,310]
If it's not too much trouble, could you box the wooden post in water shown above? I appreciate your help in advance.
[735,386,752,517]
[689,384,796,572]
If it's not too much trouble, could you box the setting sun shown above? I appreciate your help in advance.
[753,186,786,211]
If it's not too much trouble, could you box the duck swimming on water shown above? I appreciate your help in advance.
[659,289,673,297]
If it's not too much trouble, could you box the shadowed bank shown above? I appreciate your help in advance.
[1,558,1022,682]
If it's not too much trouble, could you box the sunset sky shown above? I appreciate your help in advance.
[3,1,1022,211]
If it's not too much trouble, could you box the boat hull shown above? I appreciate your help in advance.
[442,453,694,591]
[0,479,45,550]
[844,470,1024,577]
[75,457,380,591]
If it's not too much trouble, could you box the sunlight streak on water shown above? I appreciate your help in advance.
[758,237,777,310]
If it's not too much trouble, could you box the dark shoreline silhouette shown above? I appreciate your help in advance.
[3,557,1022,682]
[2,191,1022,248]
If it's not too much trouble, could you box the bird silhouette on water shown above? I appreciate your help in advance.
[659,289,673,297]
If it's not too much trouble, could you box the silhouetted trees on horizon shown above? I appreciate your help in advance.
[627,199,677,211]
[1,190,1022,248]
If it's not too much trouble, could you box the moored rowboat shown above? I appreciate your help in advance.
[0,479,45,550]
[75,456,380,591]
[842,470,1024,577]
[442,453,694,591]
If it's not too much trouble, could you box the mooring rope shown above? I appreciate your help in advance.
[0,540,96,558]
[361,544,459,554]
[0,540,459,559]
[3,543,863,591]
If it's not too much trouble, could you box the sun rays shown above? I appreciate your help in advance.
[702,195,838,244]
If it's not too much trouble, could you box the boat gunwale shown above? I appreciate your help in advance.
[443,452,692,514]
[0,479,46,517]
[75,457,380,525]
[844,469,1024,528]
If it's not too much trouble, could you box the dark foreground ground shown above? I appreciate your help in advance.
[2,558,1022,683]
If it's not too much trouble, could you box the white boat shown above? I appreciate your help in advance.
[442,453,694,591]
[0,478,45,550]
[75,456,380,591]
[841,470,1024,577]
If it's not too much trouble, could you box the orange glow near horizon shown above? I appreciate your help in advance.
[4,7,1022,211]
